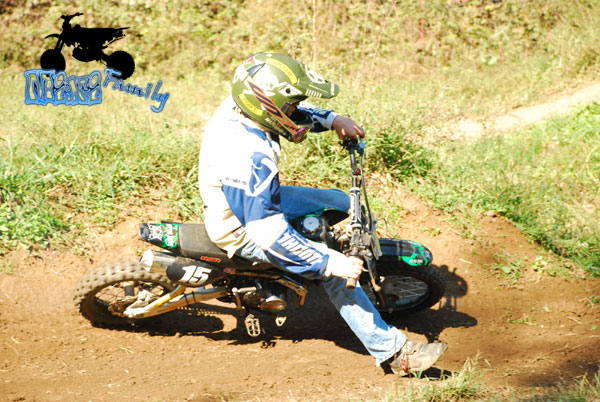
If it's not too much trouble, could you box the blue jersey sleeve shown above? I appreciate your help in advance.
[221,151,329,275]
[296,103,338,133]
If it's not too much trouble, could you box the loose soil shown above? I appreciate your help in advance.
[2,85,600,401]
[1,195,598,402]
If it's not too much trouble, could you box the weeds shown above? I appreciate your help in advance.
[378,362,600,402]
[520,371,600,402]
[492,254,524,282]
[382,358,489,402]
[506,313,538,326]
[1,259,16,275]
[409,103,600,276]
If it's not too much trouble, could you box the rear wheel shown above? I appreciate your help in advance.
[362,258,445,315]
[106,50,135,80]
[74,261,175,326]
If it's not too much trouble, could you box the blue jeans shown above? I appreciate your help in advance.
[236,186,406,365]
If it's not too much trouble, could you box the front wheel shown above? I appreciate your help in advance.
[40,49,66,71]
[74,260,175,326]
[362,257,446,315]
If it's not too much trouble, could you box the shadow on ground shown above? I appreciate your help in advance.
[95,263,477,363]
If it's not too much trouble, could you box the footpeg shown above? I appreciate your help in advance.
[244,313,261,337]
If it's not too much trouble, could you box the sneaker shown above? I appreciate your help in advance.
[389,340,448,376]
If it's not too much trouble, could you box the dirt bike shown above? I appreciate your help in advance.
[74,139,446,337]
[40,12,135,80]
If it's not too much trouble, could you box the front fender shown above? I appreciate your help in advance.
[44,33,61,39]
[379,238,433,267]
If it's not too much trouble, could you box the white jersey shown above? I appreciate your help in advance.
[198,96,338,275]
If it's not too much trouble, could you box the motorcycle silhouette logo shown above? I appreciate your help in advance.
[40,12,135,80]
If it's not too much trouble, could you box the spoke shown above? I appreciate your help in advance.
[94,280,170,317]
[365,275,429,310]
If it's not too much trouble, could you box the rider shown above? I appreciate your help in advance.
[198,52,446,375]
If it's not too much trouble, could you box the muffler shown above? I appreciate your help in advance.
[140,250,226,287]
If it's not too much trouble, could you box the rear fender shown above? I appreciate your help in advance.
[379,238,433,267]
[139,222,181,251]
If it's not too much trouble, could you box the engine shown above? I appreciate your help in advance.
[238,281,287,314]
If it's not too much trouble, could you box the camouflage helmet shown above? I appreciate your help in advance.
[231,52,339,142]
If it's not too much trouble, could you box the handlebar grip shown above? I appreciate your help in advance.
[346,250,361,289]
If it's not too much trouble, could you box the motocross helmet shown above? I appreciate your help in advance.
[231,52,339,142]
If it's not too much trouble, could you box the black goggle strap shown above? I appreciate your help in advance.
[243,75,309,142]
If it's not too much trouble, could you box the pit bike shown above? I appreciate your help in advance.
[40,12,135,80]
[74,139,446,337]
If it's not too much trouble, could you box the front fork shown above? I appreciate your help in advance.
[54,38,65,52]
[348,176,387,310]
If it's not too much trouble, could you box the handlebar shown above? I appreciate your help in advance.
[340,137,365,155]
[345,250,361,290]
[61,12,83,21]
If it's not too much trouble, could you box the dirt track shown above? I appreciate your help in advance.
[1,188,599,401]
[435,80,600,141]
[2,83,600,401]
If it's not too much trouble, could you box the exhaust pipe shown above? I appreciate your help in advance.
[140,250,226,287]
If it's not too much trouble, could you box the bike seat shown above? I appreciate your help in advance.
[139,222,273,270]
[177,223,230,260]
[72,26,126,46]
[177,223,271,270]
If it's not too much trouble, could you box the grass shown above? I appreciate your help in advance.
[389,359,489,401]
[492,254,524,284]
[406,103,600,276]
[376,360,600,402]
[0,1,599,400]
[1,259,16,275]
[0,72,206,252]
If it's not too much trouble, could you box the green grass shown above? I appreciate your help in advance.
[0,1,600,399]
[0,73,207,252]
[376,361,600,402]
[406,103,600,276]
[388,359,489,401]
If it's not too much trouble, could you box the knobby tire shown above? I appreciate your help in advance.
[74,260,175,326]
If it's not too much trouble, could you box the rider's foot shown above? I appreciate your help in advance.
[389,340,447,376]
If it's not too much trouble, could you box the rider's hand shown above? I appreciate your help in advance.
[324,250,363,280]
[331,115,365,141]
